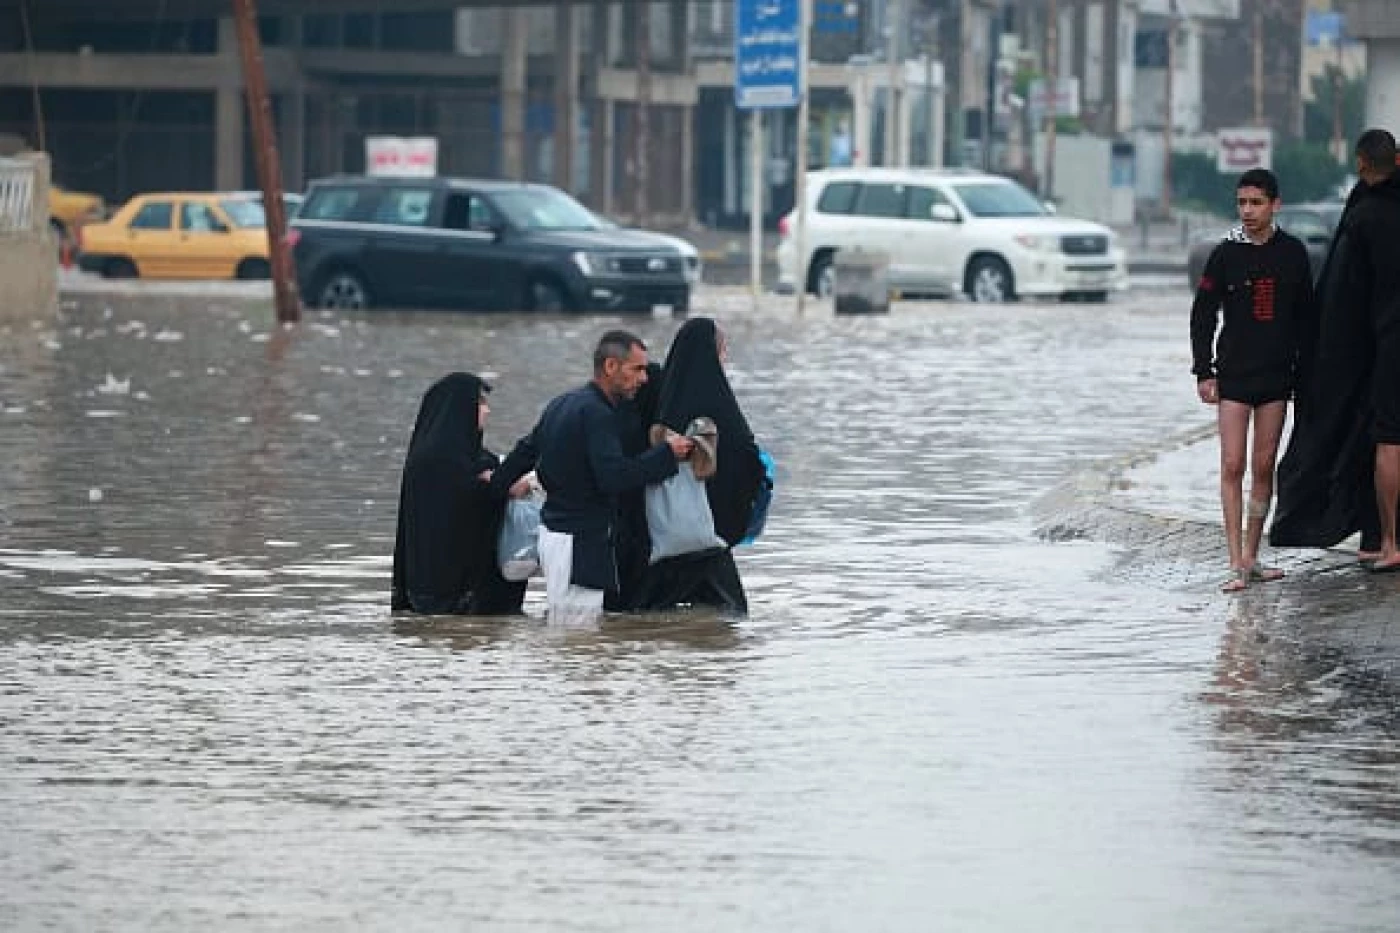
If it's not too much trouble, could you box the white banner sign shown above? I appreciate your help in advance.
[1217,127,1273,173]
[366,137,438,178]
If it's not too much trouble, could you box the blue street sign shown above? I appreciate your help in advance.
[735,0,802,110]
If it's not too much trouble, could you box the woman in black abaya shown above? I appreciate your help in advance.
[391,373,528,615]
[629,318,768,613]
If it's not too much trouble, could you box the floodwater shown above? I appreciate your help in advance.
[2,286,1399,931]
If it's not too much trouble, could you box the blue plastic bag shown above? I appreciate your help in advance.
[739,448,776,546]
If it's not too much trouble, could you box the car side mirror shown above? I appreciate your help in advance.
[930,203,959,223]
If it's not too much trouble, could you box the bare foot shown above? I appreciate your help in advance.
[1221,567,1250,593]
[1359,549,1382,562]
[1248,564,1284,583]
[1369,552,1400,574]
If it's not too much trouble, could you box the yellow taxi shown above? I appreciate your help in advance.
[78,192,271,280]
[49,185,106,246]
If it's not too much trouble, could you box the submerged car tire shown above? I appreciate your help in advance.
[236,258,271,280]
[965,255,1015,303]
[807,252,836,298]
[103,257,138,279]
[526,278,570,314]
[315,270,371,310]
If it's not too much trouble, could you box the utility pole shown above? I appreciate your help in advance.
[1252,2,1264,127]
[1044,0,1059,202]
[925,11,942,166]
[984,7,1000,171]
[794,0,812,315]
[231,0,298,323]
[886,0,902,166]
[1331,35,1345,163]
[1102,0,1120,137]
[1160,2,1177,218]
[634,0,652,225]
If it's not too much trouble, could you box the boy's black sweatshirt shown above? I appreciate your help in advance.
[1190,226,1316,382]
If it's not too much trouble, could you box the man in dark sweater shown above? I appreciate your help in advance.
[1191,168,1317,592]
[491,330,693,624]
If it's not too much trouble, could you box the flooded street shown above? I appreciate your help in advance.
[2,286,1399,930]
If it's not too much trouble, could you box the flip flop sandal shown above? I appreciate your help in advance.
[1249,564,1284,583]
[1220,567,1250,593]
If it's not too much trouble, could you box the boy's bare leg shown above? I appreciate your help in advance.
[1243,400,1287,580]
[1218,401,1251,587]
[1372,443,1400,571]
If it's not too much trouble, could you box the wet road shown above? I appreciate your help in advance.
[2,287,1399,930]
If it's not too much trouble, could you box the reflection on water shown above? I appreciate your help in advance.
[2,292,1399,930]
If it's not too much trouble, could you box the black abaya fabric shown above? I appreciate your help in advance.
[1271,175,1400,549]
[391,373,526,615]
[653,318,767,547]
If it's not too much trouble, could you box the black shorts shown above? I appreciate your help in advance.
[1217,372,1292,407]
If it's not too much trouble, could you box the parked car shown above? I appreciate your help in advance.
[591,212,702,284]
[50,184,105,249]
[1185,201,1343,289]
[289,176,692,313]
[775,167,1128,302]
[78,192,271,279]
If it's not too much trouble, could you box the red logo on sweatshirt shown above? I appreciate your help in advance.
[1252,277,1276,322]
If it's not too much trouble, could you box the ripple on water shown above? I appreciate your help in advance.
[1,291,1398,930]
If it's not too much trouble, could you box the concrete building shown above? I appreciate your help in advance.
[1343,0,1400,131]
[0,0,697,224]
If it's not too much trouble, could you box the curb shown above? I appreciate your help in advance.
[1032,424,1400,673]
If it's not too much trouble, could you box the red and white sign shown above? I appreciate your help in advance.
[366,136,438,178]
[1217,127,1273,173]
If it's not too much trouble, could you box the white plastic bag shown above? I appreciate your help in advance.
[498,494,543,582]
[646,462,726,564]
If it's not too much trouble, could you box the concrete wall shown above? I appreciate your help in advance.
[0,152,57,321]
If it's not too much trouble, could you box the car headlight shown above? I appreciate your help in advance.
[1014,234,1059,252]
[571,251,595,275]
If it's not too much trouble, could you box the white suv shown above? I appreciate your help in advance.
[776,167,1128,302]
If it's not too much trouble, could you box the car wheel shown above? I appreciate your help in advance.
[527,278,569,313]
[316,270,370,309]
[966,256,1014,303]
[104,257,138,279]
[807,253,836,298]
[236,258,271,280]
[1082,291,1110,303]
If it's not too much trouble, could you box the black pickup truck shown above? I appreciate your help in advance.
[288,176,693,314]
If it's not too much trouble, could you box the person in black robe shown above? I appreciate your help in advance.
[1271,130,1400,562]
[391,372,529,615]
[627,318,768,613]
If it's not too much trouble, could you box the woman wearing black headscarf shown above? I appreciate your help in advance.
[628,318,767,613]
[391,373,529,615]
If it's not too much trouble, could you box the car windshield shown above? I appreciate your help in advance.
[491,188,601,231]
[950,182,1049,218]
[219,199,266,228]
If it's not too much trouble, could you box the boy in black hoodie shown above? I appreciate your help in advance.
[1191,168,1316,592]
